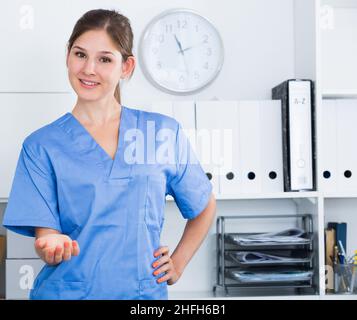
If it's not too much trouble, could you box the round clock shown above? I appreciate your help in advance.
[138,8,224,95]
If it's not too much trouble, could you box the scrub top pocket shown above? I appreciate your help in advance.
[139,278,168,300]
[144,174,166,231]
[31,280,88,300]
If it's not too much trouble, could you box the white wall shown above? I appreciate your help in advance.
[0,0,295,97]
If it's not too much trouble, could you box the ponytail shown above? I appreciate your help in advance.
[114,82,121,104]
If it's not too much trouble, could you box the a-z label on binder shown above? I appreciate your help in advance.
[272,79,316,192]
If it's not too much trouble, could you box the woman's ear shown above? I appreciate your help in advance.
[121,56,136,79]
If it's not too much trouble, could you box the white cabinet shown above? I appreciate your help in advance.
[7,231,37,259]
[321,0,357,95]
[0,92,76,198]
[6,259,44,300]
[0,1,74,92]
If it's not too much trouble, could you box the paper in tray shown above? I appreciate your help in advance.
[224,228,313,249]
[225,267,314,284]
[225,250,313,266]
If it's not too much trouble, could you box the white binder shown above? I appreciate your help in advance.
[336,99,357,192]
[216,102,240,195]
[238,101,261,193]
[146,101,174,116]
[259,100,284,193]
[195,101,222,195]
[288,80,314,191]
[321,99,338,193]
[272,80,315,191]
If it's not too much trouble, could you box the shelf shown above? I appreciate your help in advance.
[168,290,357,300]
[168,290,321,300]
[166,192,319,202]
[322,192,357,199]
[322,92,357,99]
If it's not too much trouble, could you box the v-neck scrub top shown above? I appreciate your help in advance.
[2,106,212,300]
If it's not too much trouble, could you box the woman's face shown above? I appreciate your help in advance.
[66,29,133,102]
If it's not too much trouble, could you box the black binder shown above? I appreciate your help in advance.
[272,79,316,192]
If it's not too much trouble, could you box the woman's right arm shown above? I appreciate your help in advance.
[34,227,80,265]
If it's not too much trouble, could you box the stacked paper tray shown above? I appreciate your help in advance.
[224,232,314,251]
[224,250,314,267]
[225,267,314,285]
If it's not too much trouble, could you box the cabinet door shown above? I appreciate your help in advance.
[0,92,76,198]
[6,259,44,300]
[321,6,357,94]
[6,230,37,259]
[0,1,75,92]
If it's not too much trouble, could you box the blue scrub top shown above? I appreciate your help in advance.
[2,106,212,300]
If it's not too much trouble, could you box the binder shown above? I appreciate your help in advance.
[259,100,284,193]
[172,101,196,147]
[145,101,174,116]
[325,228,336,268]
[335,99,357,192]
[195,101,222,195]
[272,79,316,192]
[321,100,338,193]
[238,101,261,193]
[325,227,336,292]
[217,101,240,195]
[327,222,347,264]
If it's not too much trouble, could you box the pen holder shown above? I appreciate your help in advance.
[334,263,357,294]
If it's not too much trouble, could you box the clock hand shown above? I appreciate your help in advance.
[173,34,185,55]
[178,40,206,54]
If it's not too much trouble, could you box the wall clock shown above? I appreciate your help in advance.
[139,8,224,95]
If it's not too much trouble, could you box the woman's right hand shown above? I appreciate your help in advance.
[34,233,80,265]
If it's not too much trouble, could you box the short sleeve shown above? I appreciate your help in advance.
[2,143,62,237]
[167,123,213,220]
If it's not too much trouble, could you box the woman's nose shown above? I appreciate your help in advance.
[82,58,96,75]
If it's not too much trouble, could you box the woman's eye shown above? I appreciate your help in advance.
[100,57,111,63]
[75,51,85,58]
[73,52,110,63]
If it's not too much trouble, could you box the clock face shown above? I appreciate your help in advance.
[139,9,224,94]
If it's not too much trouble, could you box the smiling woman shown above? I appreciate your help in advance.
[2,8,216,301]
[66,10,136,105]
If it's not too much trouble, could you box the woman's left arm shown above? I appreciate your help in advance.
[153,193,217,285]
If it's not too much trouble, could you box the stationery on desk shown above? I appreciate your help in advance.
[326,221,357,294]
[328,222,347,264]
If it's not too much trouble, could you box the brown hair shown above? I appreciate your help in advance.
[67,9,135,104]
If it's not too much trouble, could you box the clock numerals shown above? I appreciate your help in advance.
[156,61,162,70]
[207,48,212,56]
[195,25,199,32]
[179,75,185,83]
[194,71,200,80]
[203,34,209,44]
[158,34,164,43]
[152,47,158,55]
[165,24,173,34]
[177,20,187,29]
[203,62,209,70]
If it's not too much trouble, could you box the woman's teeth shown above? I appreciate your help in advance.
[80,79,99,86]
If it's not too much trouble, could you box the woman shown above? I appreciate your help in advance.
[2,9,216,300]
